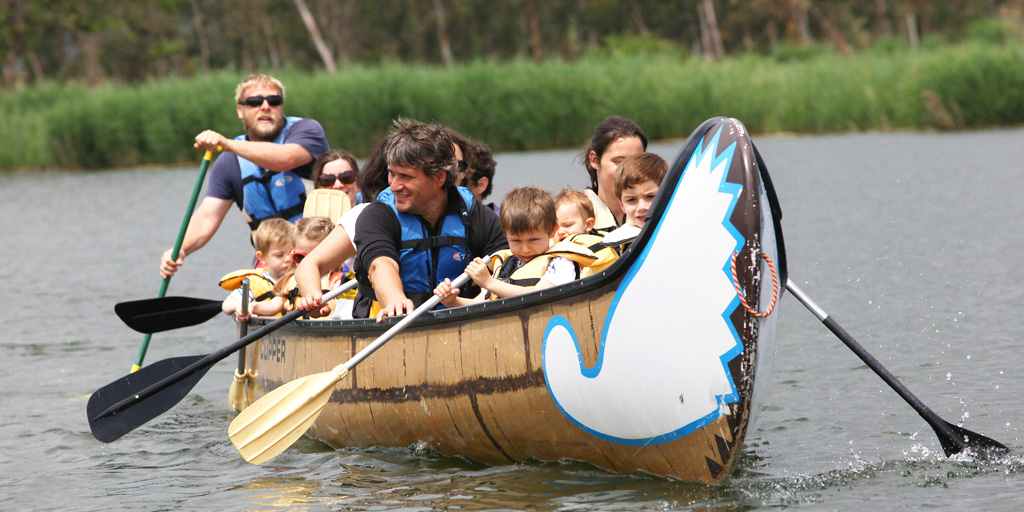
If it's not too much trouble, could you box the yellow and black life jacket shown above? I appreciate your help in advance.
[277,274,338,315]
[488,241,597,297]
[565,233,622,278]
[219,269,277,301]
[597,224,641,263]
[328,269,358,300]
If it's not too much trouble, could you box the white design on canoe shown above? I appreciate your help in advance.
[543,127,745,445]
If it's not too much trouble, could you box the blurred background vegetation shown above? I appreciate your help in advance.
[2,0,1024,169]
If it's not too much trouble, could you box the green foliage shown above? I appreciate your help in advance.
[771,43,836,63]
[867,36,909,56]
[583,35,688,60]
[3,43,1024,170]
[964,17,1022,45]
[918,44,1024,128]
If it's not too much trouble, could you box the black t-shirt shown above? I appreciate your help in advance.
[204,118,330,209]
[352,187,508,317]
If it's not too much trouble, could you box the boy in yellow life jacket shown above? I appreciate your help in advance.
[220,218,296,322]
[434,186,596,307]
[601,152,668,251]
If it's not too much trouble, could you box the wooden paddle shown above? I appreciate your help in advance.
[786,280,1011,459]
[228,279,251,411]
[229,269,479,464]
[115,296,222,333]
[130,150,215,373]
[88,279,357,443]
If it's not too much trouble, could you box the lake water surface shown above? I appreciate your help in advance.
[2,127,1023,511]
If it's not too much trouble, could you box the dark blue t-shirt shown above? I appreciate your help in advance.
[204,118,330,210]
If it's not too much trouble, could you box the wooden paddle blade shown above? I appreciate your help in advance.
[88,354,210,443]
[303,188,351,225]
[939,421,1012,459]
[116,296,223,333]
[229,368,347,464]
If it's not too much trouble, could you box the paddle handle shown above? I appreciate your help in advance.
[131,150,215,372]
[169,150,215,264]
[333,269,476,375]
[235,279,251,373]
[785,280,965,450]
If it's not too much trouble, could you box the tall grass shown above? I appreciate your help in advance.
[3,42,1023,170]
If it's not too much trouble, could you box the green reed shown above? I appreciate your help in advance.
[3,42,1022,170]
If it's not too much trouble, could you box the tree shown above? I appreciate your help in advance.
[293,0,337,72]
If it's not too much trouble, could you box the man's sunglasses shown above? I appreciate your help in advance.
[456,160,468,174]
[317,172,357,187]
[291,251,307,265]
[240,95,284,108]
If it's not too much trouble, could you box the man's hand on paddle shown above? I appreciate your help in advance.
[160,248,186,279]
[375,298,415,323]
[194,130,229,153]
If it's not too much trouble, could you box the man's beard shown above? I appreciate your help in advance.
[245,115,286,142]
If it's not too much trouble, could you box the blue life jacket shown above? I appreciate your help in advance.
[375,186,475,307]
[237,116,307,230]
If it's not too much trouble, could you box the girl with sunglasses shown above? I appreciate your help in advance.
[311,149,362,207]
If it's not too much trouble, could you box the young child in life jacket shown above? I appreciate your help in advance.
[220,218,296,322]
[554,187,621,278]
[601,152,668,251]
[433,186,597,307]
[553,187,596,241]
[250,216,351,319]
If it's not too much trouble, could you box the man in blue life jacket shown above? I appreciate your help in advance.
[160,74,329,278]
[351,119,507,321]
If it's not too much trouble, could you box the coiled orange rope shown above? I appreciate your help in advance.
[730,250,779,318]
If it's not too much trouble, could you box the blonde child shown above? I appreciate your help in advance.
[602,152,668,248]
[252,216,349,319]
[553,187,596,241]
[221,218,296,322]
[554,187,620,278]
[434,186,596,307]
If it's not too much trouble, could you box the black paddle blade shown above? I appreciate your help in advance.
[938,421,1012,460]
[115,296,223,333]
[88,354,211,443]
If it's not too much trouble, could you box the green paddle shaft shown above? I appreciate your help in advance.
[131,150,214,372]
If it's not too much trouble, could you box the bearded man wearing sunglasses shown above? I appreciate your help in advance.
[160,74,329,279]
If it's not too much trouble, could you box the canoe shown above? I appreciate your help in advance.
[247,117,787,483]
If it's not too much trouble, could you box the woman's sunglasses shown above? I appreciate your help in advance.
[291,251,307,265]
[317,172,357,187]
[240,95,284,108]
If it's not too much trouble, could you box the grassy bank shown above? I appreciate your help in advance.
[3,42,1024,170]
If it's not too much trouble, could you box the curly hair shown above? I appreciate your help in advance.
[384,118,457,189]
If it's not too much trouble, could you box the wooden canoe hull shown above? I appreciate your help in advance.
[251,117,784,483]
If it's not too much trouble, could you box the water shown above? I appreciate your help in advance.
[2,128,1023,511]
